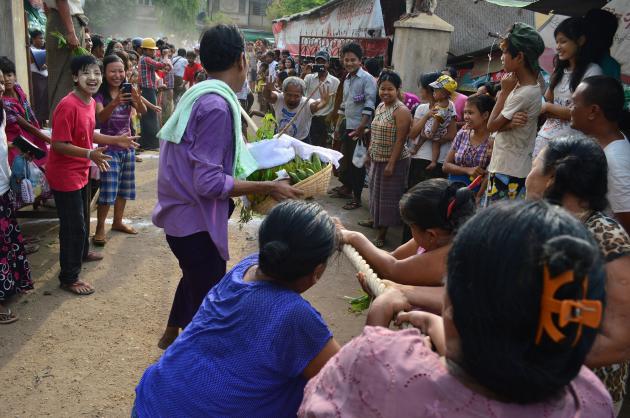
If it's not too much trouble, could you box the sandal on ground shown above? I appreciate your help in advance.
[92,235,107,247]
[83,251,104,262]
[24,236,42,245]
[135,156,143,163]
[373,239,385,248]
[358,220,374,228]
[111,224,138,235]
[0,308,18,324]
[25,243,40,255]
[59,280,95,296]
[330,191,353,199]
[343,201,362,210]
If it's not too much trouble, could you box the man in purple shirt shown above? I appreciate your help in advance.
[152,24,301,350]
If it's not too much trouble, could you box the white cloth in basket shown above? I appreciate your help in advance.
[246,134,343,170]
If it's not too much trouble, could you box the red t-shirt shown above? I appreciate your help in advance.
[46,92,95,192]
[183,63,203,85]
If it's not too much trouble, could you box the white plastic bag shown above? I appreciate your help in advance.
[352,139,368,168]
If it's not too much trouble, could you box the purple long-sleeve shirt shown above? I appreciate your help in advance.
[152,94,235,260]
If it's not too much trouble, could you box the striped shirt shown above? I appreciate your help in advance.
[338,68,377,130]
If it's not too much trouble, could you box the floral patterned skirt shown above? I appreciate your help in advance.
[0,190,32,301]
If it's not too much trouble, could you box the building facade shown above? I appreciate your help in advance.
[208,0,273,30]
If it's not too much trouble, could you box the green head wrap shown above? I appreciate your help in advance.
[505,22,545,73]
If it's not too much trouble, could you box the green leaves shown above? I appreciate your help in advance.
[50,32,91,56]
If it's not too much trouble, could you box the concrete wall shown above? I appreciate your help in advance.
[0,0,30,97]
[392,14,453,93]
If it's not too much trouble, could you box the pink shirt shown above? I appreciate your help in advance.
[299,326,614,418]
[454,92,468,122]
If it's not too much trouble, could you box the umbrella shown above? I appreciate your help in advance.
[482,0,607,16]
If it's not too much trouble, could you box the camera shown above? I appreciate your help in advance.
[312,64,326,74]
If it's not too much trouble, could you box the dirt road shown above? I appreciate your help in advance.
[0,152,390,417]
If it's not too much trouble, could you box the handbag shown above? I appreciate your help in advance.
[20,162,34,204]
[352,139,368,168]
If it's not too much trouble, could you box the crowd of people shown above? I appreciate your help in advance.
[1,0,630,416]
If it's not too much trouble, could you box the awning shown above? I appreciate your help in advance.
[482,0,607,16]
[241,29,275,44]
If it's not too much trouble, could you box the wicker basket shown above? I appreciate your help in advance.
[252,163,333,214]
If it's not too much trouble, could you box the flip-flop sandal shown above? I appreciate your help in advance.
[331,191,353,199]
[60,281,95,296]
[373,239,385,248]
[358,220,374,228]
[24,243,39,255]
[0,308,18,324]
[83,252,104,262]
[343,201,362,210]
[92,236,107,247]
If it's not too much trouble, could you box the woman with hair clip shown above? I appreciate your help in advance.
[135,201,340,417]
[301,200,613,416]
[359,70,411,248]
[526,134,630,414]
[533,17,602,157]
[338,178,476,313]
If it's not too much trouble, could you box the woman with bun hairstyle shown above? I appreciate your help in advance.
[338,178,475,313]
[301,200,613,416]
[526,135,630,414]
[134,200,340,417]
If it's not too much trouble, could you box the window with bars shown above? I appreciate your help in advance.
[250,0,266,16]
[239,0,247,13]
[212,0,220,12]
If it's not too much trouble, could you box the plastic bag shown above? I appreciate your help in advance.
[20,179,34,204]
[352,139,368,168]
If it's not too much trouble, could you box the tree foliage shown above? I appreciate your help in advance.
[266,0,330,19]
[152,0,203,30]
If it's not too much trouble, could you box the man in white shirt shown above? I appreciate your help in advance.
[263,76,331,142]
[171,48,187,104]
[570,75,630,233]
[304,50,340,147]
[44,0,88,112]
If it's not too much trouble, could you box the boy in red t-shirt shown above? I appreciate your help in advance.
[47,55,138,296]
[183,50,203,89]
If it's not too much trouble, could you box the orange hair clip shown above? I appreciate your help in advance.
[535,266,602,346]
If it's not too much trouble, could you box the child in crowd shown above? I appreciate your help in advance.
[0,69,32,325]
[183,50,202,89]
[46,55,138,296]
[93,55,147,246]
[485,23,544,206]
[412,74,457,171]
[0,57,50,167]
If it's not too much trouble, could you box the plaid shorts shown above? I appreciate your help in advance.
[97,148,136,205]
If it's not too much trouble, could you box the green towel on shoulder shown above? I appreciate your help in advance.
[157,79,258,180]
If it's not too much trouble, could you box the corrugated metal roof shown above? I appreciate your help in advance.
[435,0,536,57]
[273,0,536,58]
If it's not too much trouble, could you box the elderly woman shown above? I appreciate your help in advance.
[136,201,340,417]
[300,200,613,416]
[526,135,630,414]
[263,76,330,142]
[152,24,302,350]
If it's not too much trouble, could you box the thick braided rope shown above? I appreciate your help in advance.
[342,244,388,296]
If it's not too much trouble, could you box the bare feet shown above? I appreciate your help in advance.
[111,223,138,235]
[158,326,179,350]
[60,280,95,296]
